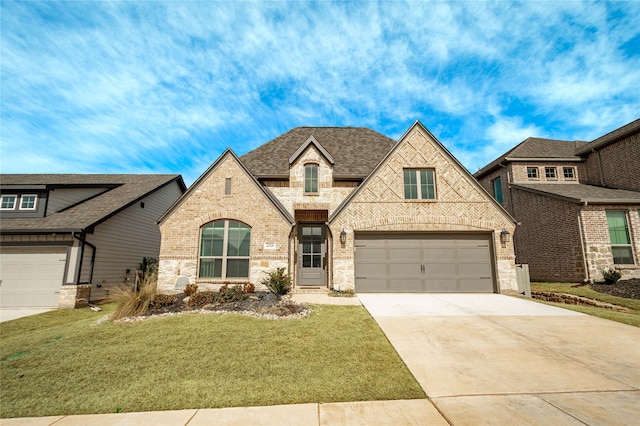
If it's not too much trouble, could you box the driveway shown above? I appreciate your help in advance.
[358,293,640,425]
[0,308,53,323]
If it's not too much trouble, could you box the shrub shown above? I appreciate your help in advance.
[150,294,177,308]
[261,268,292,297]
[328,288,356,297]
[601,267,622,284]
[111,265,158,320]
[188,291,218,307]
[217,284,249,303]
[184,283,198,297]
[243,283,256,293]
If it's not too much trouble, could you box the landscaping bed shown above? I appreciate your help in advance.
[589,278,640,300]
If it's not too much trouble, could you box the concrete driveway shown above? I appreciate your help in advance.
[358,293,640,425]
[0,308,53,323]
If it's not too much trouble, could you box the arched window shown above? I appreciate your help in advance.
[199,220,251,278]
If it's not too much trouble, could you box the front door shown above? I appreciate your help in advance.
[297,225,326,286]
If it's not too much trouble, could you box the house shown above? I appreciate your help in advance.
[474,118,640,283]
[0,174,186,308]
[157,122,517,294]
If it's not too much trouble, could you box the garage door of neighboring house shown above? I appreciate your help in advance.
[355,233,495,293]
[0,246,67,308]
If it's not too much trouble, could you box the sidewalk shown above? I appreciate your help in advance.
[1,399,447,425]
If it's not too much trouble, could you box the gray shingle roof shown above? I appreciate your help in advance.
[575,118,640,155]
[240,127,396,178]
[512,183,640,204]
[1,174,184,232]
[474,138,588,179]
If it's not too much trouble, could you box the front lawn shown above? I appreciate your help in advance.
[0,304,425,418]
[531,282,640,327]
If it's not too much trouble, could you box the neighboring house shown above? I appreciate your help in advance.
[475,118,640,283]
[158,122,517,295]
[0,174,186,308]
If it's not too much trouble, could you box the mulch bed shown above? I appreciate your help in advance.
[589,278,640,300]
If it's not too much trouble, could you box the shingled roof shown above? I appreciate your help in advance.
[240,127,396,179]
[512,183,640,204]
[1,174,185,233]
[474,138,588,179]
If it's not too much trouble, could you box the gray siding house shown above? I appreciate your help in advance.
[0,174,185,308]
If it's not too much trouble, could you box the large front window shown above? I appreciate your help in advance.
[606,211,634,265]
[404,169,435,200]
[304,164,318,193]
[199,220,251,278]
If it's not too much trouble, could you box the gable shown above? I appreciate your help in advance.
[289,135,335,166]
[331,121,515,229]
[158,150,293,226]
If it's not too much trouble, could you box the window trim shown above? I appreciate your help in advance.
[404,168,436,200]
[545,167,557,179]
[526,167,539,179]
[563,167,576,180]
[606,210,634,265]
[198,219,251,279]
[492,176,503,204]
[19,194,38,211]
[304,163,319,194]
[1,194,17,210]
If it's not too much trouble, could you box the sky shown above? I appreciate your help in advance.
[1,1,639,186]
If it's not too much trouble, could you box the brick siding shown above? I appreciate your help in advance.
[583,133,640,190]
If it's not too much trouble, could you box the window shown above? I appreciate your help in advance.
[304,164,318,193]
[492,177,503,204]
[545,167,557,179]
[404,169,436,200]
[199,220,251,278]
[1,195,17,210]
[20,194,37,210]
[606,211,634,265]
[563,167,575,179]
[224,178,232,195]
[527,167,539,179]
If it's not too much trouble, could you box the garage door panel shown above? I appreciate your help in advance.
[0,246,66,308]
[355,233,495,293]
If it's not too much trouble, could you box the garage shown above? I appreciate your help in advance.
[354,233,495,293]
[0,246,67,308]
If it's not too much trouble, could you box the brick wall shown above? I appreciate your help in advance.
[330,125,517,292]
[581,205,640,281]
[477,166,513,213]
[510,188,584,282]
[582,133,640,190]
[511,162,582,183]
[158,154,292,293]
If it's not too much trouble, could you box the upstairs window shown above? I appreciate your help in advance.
[304,164,318,193]
[492,177,503,204]
[199,220,251,279]
[545,167,557,179]
[20,194,37,210]
[404,169,436,200]
[606,211,634,265]
[1,195,17,210]
[563,167,575,179]
[527,167,539,179]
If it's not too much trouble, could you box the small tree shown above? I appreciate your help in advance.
[260,268,292,297]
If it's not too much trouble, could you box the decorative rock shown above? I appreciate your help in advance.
[175,276,189,290]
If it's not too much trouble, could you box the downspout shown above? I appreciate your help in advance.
[577,203,589,283]
[73,233,97,285]
[325,221,333,290]
[288,224,295,288]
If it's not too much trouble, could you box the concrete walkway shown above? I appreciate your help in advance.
[359,293,640,425]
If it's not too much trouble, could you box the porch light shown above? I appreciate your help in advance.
[340,229,347,244]
[500,229,511,243]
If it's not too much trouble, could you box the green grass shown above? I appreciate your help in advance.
[0,304,425,418]
[531,282,640,327]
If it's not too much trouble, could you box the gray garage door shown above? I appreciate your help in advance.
[0,246,67,308]
[355,233,495,293]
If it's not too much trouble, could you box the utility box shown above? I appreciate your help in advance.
[516,264,531,297]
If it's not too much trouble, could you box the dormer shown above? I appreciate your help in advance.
[288,136,335,195]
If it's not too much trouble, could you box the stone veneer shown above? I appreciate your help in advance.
[58,284,91,308]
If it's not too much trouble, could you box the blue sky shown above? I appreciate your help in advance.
[2,1,639,186]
